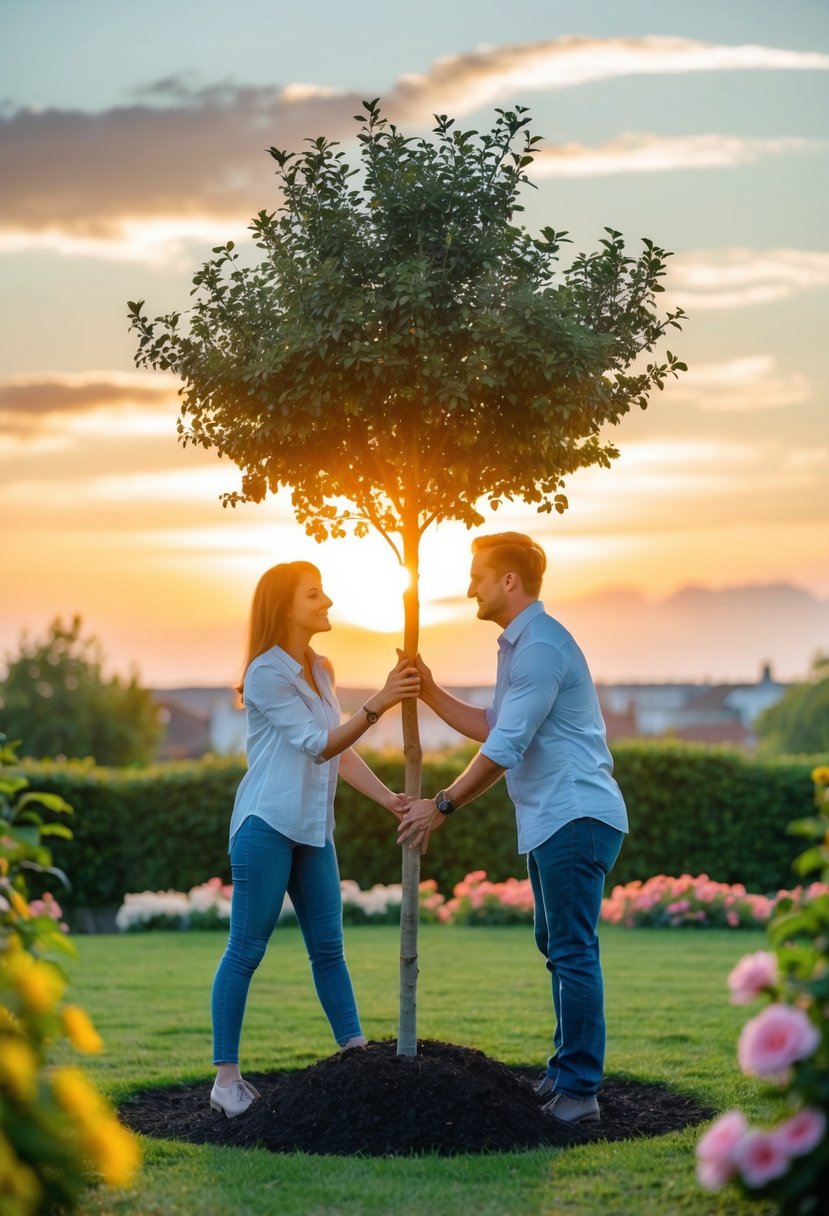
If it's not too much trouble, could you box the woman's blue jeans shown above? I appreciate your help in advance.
[527,816,624,1099]
[211,814,363,1064]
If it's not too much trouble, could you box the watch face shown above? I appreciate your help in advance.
[365,708,379,723]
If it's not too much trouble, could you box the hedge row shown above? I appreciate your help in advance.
[19,743,822,912]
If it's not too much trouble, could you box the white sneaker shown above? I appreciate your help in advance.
[209,1077,261,1118]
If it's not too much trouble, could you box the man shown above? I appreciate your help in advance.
[397,531,627,1124]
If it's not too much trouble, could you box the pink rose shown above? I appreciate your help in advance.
[728,951,779,1005]
[773,1108,827,1158]
[738,1004,820,1080]
[696,1110,748,1190]
[735,1130,790,1188]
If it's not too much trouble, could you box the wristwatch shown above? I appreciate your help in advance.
[362,705,379,724]
[435,790,456,816]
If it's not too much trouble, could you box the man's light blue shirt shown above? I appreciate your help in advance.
[480,601,628,854]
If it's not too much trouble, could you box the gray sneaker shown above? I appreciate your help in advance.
[534,1074,556,1099]
[209,1077,261,1118]
[542,1092,601,1124]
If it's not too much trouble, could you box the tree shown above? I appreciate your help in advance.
[129,100,685,1053]
[0,616,161,766]
[756,658,829,755]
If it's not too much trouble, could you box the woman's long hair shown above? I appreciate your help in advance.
[236,561,320,698]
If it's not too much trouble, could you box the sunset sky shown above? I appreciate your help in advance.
[1,0,827,689]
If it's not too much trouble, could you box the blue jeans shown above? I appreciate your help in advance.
[211,814,363,1064]
[528,817,624,1099]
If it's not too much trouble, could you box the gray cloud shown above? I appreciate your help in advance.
[0,373,176,433]
[1,36,827,244]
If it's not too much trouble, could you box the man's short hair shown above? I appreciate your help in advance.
[471,532,547,597]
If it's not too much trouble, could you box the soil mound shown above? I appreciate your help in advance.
[120,1039,711,1157]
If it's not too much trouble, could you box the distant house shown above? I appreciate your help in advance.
[662,663,786,749]
[151,688,243,761]
[598,699,639,744]
[152,696,210,761]
[666,720,753,747]
[151,663,787,759]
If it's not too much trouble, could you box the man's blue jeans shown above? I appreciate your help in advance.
[527,816,624,1099]
[212,814,363,1064]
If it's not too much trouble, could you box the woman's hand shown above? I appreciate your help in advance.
[385,792,411,820]
[373,655,420,712]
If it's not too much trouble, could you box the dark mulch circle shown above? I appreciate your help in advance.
[119,1039,712,1157]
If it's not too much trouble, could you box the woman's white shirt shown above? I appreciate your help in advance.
[228,645,341,849]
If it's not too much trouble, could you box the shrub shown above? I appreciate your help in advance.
[695,765,829,1212]
[17,744,823,913]
[0,737,140,1214]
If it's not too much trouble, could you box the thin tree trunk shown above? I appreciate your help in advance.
[397,519,422,1056]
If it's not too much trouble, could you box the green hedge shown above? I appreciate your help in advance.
[20,743,823,912]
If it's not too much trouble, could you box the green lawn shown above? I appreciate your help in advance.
[62,925,778,1216]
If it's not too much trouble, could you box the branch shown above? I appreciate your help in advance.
[362,496,403,564]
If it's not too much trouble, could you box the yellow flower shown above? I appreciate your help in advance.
[0,856,8,875]
[61,1005,104,1054]
[0,1035,38,1101]
[4,953,65,1014]
[0,1130,42,1212]
[51,1066,107,1126]
[8,890,31,920]
[812,765,829,785]
[83,1118,141,1188]
[0,1005,23,1035]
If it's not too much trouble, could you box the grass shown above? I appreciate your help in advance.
[61,925,780,1216]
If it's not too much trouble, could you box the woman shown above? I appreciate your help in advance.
[210,560,419,1117]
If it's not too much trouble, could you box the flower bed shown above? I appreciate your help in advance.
[114,870,827,932]
[115,876,406,931]
[601,874,829,930]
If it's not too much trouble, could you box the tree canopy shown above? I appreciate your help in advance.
[756,659,829,755]
[129,101,685,565]
[0,616,161,766]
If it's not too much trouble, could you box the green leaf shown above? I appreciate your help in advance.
[39,823,73,840]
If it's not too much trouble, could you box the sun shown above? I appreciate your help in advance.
[323,554,409,634]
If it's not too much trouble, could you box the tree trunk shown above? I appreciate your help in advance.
[397,519,422,1056]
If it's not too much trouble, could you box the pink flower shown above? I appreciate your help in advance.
[728,951,779,1005]
[696,1110,748,1190]
[735,1130,790,1188]
[773,1108,827,1158]
[738,1004,820,1080]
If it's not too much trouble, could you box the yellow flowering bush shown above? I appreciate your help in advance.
[1,736,140,1214]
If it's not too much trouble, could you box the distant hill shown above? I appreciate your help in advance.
[97,581,827,690]
[551,582,827,684]
[320,581,828,687]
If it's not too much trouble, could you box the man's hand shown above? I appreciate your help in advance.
[396,797,446,854]
[397,649,436,702]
